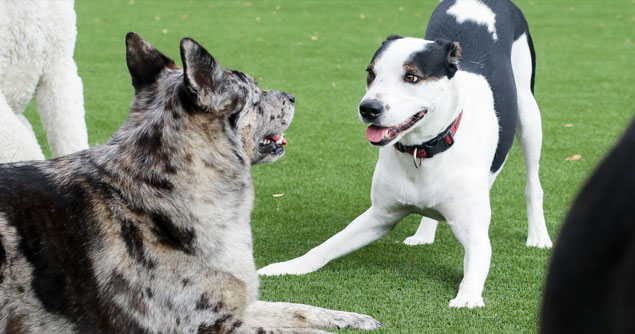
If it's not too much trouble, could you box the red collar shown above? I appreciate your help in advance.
[393,111,463,159]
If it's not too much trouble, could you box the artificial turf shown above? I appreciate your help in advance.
[24,0,633,333]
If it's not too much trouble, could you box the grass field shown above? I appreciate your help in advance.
[24,0,633,333]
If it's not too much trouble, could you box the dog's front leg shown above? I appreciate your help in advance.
[403,216,438,246]
[444,196,492,309]
[259,206,406,276]
[240,301,381,332]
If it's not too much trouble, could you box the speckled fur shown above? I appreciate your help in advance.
[0,33,380,334]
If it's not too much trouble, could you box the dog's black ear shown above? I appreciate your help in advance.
[435,39,462,79]
[180,37,229,113]
[125,32,176,94]
[386,34,404,41]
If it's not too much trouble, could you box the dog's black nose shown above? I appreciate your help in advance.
[283,92,295,103]
[359,99,383,121]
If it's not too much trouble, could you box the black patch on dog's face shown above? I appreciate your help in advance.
[407,39,462,79]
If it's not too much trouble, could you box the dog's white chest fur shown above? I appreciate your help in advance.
[373,71,498,215]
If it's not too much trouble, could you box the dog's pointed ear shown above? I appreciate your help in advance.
[436,39,462,79]
[125,32,176,94]
[180,37,226,112]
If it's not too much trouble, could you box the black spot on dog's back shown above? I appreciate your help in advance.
[230,70,248,83]
[195,293,212,310]
[149,212,196,254]
[120,220,155,268]
[0,234,5,284]
[0,234,5,267]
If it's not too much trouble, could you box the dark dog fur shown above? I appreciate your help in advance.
[0,33,380,334]
[541,119,635,333]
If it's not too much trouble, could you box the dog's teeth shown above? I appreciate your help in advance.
[385,130,390,137]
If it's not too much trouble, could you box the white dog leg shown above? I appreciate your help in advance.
[258,206,406,276]
[511,34,552,249]
[0,92,45,163]
[36,59,88,158]
[403,216,438,246]
[445,196,492,309]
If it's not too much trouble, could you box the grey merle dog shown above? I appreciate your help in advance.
[0,33,380,334]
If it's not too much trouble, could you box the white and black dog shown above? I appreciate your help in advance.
[260,0,552,308]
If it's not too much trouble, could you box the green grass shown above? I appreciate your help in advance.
[24,0,634,333]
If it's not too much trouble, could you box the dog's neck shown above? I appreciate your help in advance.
[90,84,253,226]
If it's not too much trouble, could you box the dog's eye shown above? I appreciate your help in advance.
[404,73,420,84]
[366,69,376,84]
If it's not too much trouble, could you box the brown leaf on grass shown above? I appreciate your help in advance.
[565,154,582,161]
[272,194,284,198]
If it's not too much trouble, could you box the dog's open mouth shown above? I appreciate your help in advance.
[365,110,427,146]
[259,133,287,156]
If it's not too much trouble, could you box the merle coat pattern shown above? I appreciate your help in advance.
[0,33,380,334]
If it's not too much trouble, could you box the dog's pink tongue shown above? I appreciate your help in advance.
[270,134,287,146]
[366,125,387,143]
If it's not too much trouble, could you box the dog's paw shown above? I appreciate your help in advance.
[258,259,316,276]
[403,235,434,246]
[448,295,485,309]
[526,235,552,249]
[326,311,382,330]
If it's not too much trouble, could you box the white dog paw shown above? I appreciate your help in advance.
[448,295,485,309]
[403,235,434,246]
[258,260,316,276]
[526,236,553,249]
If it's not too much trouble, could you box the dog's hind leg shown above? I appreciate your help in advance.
[35,58,88,158]
[0,91,45,163]
[511,33,552,249]
[403,217,438,246]
[241,301,381,332]
[259,206,406,276]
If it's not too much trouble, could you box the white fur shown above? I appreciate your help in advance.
[447,0,498,41]
[259,33,552,308]
[0,0,88,163]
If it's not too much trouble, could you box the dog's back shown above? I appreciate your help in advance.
[0,157,142,331]
[425,0,535,172]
